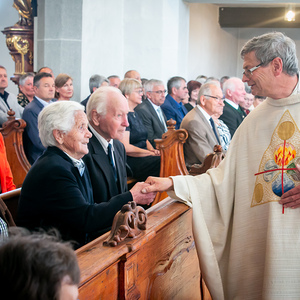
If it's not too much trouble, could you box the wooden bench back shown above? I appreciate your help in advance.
[0,110,31,188]
[0,187,21,223]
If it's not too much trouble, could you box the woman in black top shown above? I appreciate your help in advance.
[119,79,160,181]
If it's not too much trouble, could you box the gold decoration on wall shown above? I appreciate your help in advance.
[1,0,33,84]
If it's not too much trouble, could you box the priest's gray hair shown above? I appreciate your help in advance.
[144,79,164,93]
[197,82,220,105]
[86,86,122,120]
[38,101,85,148]
[241,32,298,76]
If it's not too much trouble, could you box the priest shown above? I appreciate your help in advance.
[142,32,300,299]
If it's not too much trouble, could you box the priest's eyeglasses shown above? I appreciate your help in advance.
[204,95,225,102]
[243,62,263,78]
[150,90,166,95]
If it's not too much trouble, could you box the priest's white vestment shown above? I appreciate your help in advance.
[169,94,300,299]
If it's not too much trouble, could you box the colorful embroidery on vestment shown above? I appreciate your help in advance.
[252,110,300,207]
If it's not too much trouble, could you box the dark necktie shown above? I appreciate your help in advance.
[209,117,220,145]
[107,143,117,182]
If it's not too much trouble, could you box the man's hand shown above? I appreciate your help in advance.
[279,164,300,209]
[141,176,174,193]
[280,185,300,209]
[130,182,156,205]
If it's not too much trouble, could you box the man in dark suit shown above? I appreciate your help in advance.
[181,82,225,166]
[220,77,247,137]
[135,79,167,147]
[17,101,155,248]
[83,86,156,207]
[23,72,55,164]
[161,76,189,129]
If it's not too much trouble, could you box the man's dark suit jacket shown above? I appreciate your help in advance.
[17,147,129,247]
[135,99,167,147]
[80,94,91,110]
[22,97,46,164]
[219,101,247,137]
[83,134,132,205]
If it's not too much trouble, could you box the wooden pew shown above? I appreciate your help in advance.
[76,197,211,300]
[0,187,21,223]
[0,110,31,188]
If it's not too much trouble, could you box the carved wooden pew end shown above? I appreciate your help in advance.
[103,201,147,247]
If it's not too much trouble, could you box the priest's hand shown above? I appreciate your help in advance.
[141,176,174,193]
[280,164,300,209]
[280,185,300,209]
[130,182,156,205]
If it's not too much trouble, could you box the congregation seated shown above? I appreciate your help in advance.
[83,86,155,209]
[135,79,168,147]
[219,77,247,137]
[181,82,226,166]
[55,73,74,101]
[0,66,24,127]
[0,228,80,300]
[184,80,201,112]
[119,78,161,182]
[17,73,35,108]
[23,72,55,164]
[161,76,189,129]
[17,101,154,248]
[81,74,109,109]
[212,111,231,151]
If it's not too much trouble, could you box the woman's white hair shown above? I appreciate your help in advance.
[38,101,85,148]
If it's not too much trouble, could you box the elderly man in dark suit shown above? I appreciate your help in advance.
[135,79,167,147]
[181,82,225,166]
[83,86,155,207]
[220,77,247,137]
[22,72,55,164]
[17,101,155,248]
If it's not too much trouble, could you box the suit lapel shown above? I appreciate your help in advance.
[195,108,219,143]
[145,99,166,132]
[89,135,119,197]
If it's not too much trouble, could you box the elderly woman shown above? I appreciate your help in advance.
[17,101,151,248]
[55,73,74,100]
[119,78,160,182]
[184,80,201,112]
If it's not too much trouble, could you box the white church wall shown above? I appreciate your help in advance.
[188,3,239,81]
[81,0,190,98]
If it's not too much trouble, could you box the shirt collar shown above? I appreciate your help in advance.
[197,105,212,123]
[224,98,239,110]
[35,96,51,107]
[167,94,183,108]
[147,98,160,110]
[64,152,84,165]
[89,124,114,154]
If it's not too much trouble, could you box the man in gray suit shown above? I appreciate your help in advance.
[181,82,225,166]
[0,66,24,126]
[135,79,167,147]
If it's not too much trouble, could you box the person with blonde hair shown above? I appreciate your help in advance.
[119,78,160,181]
